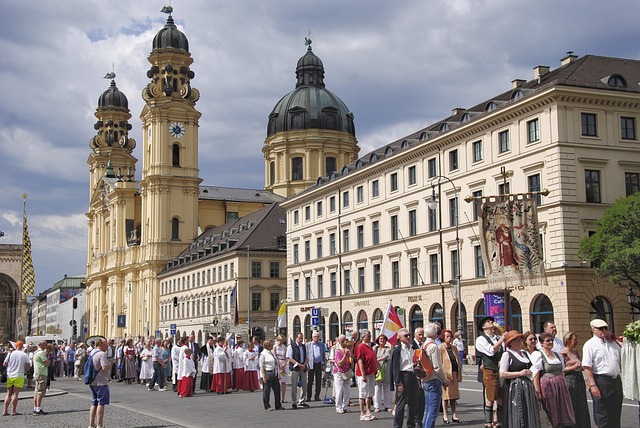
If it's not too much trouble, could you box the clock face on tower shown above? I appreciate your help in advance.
[169,122,185,138]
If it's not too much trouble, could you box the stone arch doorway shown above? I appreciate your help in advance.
[0,272,21,341]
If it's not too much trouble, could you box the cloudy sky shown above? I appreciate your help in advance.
[1,0,639,295]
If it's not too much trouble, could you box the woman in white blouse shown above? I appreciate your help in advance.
[259,340,283,411]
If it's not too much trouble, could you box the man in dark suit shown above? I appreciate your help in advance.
[187,334,202,393]
[411,327,425,426]
[392,328,419,428]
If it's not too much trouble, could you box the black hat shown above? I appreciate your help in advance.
[478,316,495,330]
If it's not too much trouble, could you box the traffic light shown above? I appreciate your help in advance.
[73,324,77,336]
[173,296,178,307]
[73,297,78,309]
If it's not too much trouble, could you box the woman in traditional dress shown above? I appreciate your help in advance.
[244,343,260,392]
[139,342,154,385]
[178,347,196,397]
[559,332,591,428]
[123,338,137,384]
[439,330,463,423]
[532,332,576,428]
[273,335,290,403]
[373,334,393,413]
[499,330,540,428]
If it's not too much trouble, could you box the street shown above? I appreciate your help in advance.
[1,369,638,427]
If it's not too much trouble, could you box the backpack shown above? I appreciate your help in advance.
[413,343,435,380]
[84,350,99,385]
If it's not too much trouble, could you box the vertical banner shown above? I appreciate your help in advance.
[483,290,511,330]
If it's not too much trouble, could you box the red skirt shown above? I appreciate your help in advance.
[178,376,194,397]
[234,368,247,390]
[212,372,232,393]
[245,370,259,391]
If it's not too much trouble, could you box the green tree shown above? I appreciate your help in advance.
[579,192,640,288]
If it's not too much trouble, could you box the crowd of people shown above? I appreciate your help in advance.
[1,315,625,427]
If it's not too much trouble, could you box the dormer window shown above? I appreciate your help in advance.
[606,74,627,88]
[511,90,524,101]
[485,102,497,112]
[439,123,449,132]
[461,113,471,123]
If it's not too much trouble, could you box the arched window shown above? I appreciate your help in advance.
[450,301,467,333]
[357,310,368,332]
[429,303,443,327]
[304,314,312,340]
[511,90,524,100]
[291,157,303,180]
[401,140,410,149]
[410,304,424,333]
[385,146,394,156]
[293,315,301,337]
[325,157,336,175]
[473,298,486,338]
[530,294,554,334]
[355,159,363,169]
[461,113,471,123]
[607,75,626,88]
[172,144,180,167]
[372,308,384,340]
[485,102,497,112]
[329,312,339,341]
[590,295,614,332]
[171,218,180,241]
[269,161,275,185]
[318,315,326,340]
[439,123,449,132]
[369,153,378,163]
[343,311,353,334]
[419,132,428,141]
[511,297,522,333]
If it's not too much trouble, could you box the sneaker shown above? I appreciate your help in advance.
[360,414,372,421]
[158,387,167,391]
[292,404,297,409]
[366,413,377,420]
[336,409,344,414]
[37,410,47,415]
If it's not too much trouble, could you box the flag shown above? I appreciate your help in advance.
[380,302,403,346]
[21,195,35,296]
[230,284,239,326]
[277,301,287,328]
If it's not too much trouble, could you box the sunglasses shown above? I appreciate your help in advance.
[402,334,411,338]
[543,339,553,343]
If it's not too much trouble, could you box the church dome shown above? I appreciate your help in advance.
[152,13,189,52]
[98,78,128,109]
[267,40,355,137]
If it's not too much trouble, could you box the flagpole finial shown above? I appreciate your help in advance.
[22,192,28,201]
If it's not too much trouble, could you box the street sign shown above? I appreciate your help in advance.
[311,316,320,326]
[170,323,176,335]
[311,308,320,317]
[155,330,161,337]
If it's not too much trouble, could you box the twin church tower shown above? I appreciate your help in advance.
[85,7,359,337]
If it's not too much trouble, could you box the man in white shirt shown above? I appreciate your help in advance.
[392,328,418,428]
[475,316,505,428]
[3,341,30,416]
[171,337,182,392]
[536,321,564,353]
[582,318,622,428]
[286,333,309,408]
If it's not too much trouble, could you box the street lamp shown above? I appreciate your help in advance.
[428,176,463,338]
[626,287,640,321]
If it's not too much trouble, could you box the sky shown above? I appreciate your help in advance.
[1,0,640,296]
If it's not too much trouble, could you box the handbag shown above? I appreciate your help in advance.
[375,367,384,382]
[340,368,354,380]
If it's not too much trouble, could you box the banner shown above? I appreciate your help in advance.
[380,302,404,346]
[277,301,287,328]
[230,285,239,326]
[479,196,546,288]
[21,195,36,296]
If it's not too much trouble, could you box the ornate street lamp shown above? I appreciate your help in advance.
[627,287,640,321]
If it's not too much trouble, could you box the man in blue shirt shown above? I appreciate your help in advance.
[306,331,326,401]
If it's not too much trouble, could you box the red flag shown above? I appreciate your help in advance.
[380,302,404,346]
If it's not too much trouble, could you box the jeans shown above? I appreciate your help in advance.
[148,361,164,389]
[421,379,443,428]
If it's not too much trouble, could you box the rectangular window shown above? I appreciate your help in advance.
[317,275,323,299]
[428,207,437,232]
[357,225,364,249]
[472,190,482,221]
[293,243,299,263]
[371,180,379,197]
[329,196,336,212]
[451,249,459,280]
[342,191,349,208]
[475,245,485,278]
[305,206,311,221]
[408,165,417,185]
[269,261,280,278]
[528,174,542,206]
[498,182,510,196]
[372,220,380,245]
[329,233,336,255]
[317,201,323,217]
[251,292,261,311]
[330,272,337,297]
[527,118,540,143]
[373,264,381,291]
[305,277,311,300]
[391,215,398,241]
[343,229,350,252]
[344,269,351,295]
[409,209,417,236]
[448,150,459,172]
[292,157,303,180]
[357,186,364,203]
[270,292,280,311]
[358,267,365,293]
[581,113,597,136]
[316,237,323,259]
[499,130,509,153]
[410,258,419,286]
[390,172,398,191]
[472,140,482,162]
[392,261,399,289]
[293,210,299,225]
[430,254,439,284]
[304,240,310,261]
[449,197,458,227]
[625,172,640,196]
[251,261,262,278]
[621,116,636,140]
[428,158,437,178]
[294,279,299,301]
[585,170,601,203]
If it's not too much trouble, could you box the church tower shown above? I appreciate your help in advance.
[264,38,360,197]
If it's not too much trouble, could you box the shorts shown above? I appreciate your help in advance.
[90,385,110,406]
[34,375,47,398]
[482,369,501,401]
[357,374,375,399]
[6,376,25,389]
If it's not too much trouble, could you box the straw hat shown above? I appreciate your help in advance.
[504,330,526,347]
